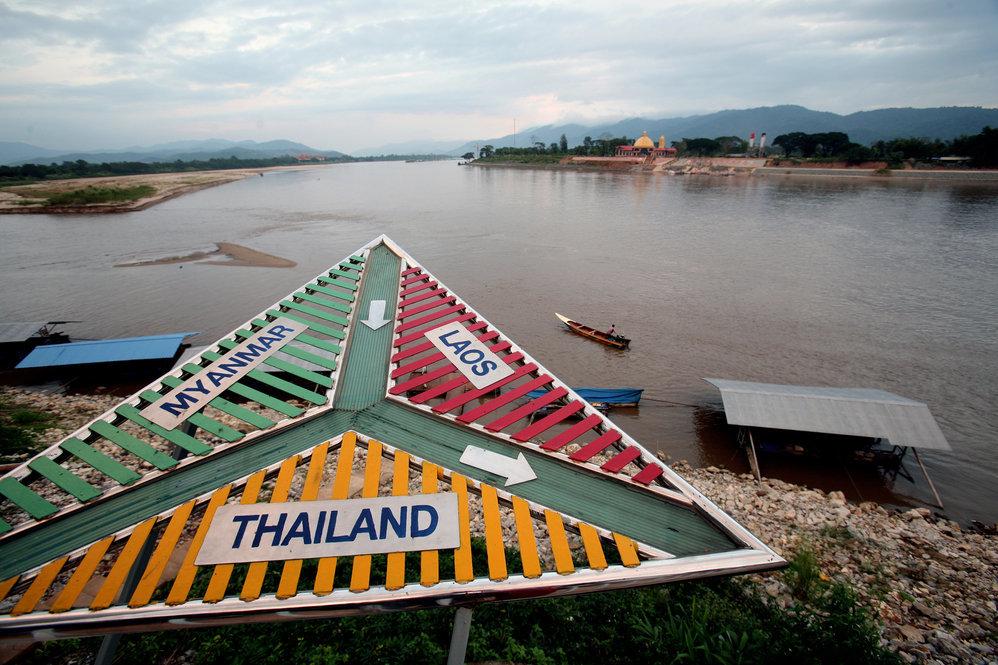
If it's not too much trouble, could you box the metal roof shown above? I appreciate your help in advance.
[15,332,198,369]
[0,322,50,344]
[704,378,950,450]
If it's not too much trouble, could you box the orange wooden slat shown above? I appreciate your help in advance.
[315,432,357,595]
[480,483,508,581]
[10,556,67,616]
[203,470,265,603]
[239,456,298,602]
[419,462,440,587]
[50,537,113,613]
[451,473,474,583]
[165,485,232,606]
[511,497,541,579]
[277,443,330,599]
[349,439,383,593]
[91,518,158,610]
[385,450,411,591]
[128,500,196,607]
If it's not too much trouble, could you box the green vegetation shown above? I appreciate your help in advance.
[19,542,899,665]
[772,126,998,166]
[477,153,566,164]
[42,184,156,206]
[0,396,57,461]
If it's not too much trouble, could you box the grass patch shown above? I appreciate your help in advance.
[0,396,57,461]
[477,154,566,164]
[43,184,156,206]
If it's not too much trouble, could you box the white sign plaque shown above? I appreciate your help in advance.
[195,494,461,565]
[139,317,305,430]
[425,321,515,389]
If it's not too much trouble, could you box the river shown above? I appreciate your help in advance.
[1,161,996,524]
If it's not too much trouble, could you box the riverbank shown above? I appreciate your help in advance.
[114,242,296,268]
[1,387,993,663]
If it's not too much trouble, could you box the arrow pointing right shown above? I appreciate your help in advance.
[459,445,537,487]
[361,299,391,330]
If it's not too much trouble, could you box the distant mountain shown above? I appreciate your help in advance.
[449,105,998,155]
[353,139,467,157]
[1,139,346,166]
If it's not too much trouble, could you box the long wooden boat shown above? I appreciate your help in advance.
[555,313,630,349]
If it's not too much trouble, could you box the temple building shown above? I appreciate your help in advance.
[616,131,677,157]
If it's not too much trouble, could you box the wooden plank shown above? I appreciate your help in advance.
[10,556,67,616]
[89,420,179,470]
[400,280,437,297]
[327,268,358,281]
[204,470,265,603]
[202,395,274,430]
[216,339,333,388]
[116,404,213,455]
[457,374,554,424]
[539,415,604,452]
[398,287,448,307]
[613,533,640,567]
[304,283,355,303]
[0,576,17,602]
[485,387,569,433]
[266,309,347,340]
[480,483,508,581]
[578,523,608,570]
[349,440,383,593]
[60,437,141,485]
[293,291,353,314]
[409,351,524,406]
[419,462,439,587]
[401,265,422,276]
[198,350,326,405]
[155,380,248,440]
[50,536,114,613]
[511,401,585,442]
[389,362,457,396]
[568,430,622,462]
[0,477,58,519]
[428,355,528,413]
[240,456,298,602]
[511,497,541,579]
[394,304,466,333]
[632,463,664,485]
[400,273,428,286]
[338,262,363,273]
[233,329,339,369]
[385,450,411,591]
[315,275,358,292]
[391,331,500,379]
[165,485,232,605]
[221,380,304,418]
[544,510,575,575]
[314,433,356,595]
[277,444,329,599]
[279,299,349,327]
[601,447,641,473]
[397,295,458,321]
[27,457,100,502]
[128,500,196,607]
[394,312,477,346]
[91,517,157,610]
[391,322,489,360]
[451,473,474,583]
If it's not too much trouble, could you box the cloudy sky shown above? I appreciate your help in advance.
[2,0,996,152]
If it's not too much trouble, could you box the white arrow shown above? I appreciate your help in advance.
[361,299,391,330]
[459,445,537,487]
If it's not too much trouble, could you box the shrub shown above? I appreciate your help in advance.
[44,185,156,206]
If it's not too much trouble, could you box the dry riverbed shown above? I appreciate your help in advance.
[1,388,995,664]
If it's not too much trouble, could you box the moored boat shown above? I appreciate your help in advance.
[555,313,630,349]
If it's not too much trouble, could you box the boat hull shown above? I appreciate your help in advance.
[554,313,630,349]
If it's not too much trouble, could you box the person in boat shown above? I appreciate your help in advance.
[607,323,617,337]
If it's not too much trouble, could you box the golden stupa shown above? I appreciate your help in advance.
[633,131,655,149]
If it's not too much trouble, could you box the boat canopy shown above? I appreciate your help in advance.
[704,378,950,450]
[526,387,643,405]
[15,332,198,369]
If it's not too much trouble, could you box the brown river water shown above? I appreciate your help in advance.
[1,161,996,524]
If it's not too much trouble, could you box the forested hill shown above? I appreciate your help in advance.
[451,105,998,155]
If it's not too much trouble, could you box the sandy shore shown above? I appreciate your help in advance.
[115,241,296,268]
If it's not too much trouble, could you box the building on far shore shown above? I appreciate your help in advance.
[616,131,677,158]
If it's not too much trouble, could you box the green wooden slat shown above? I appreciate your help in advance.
[339,262,363,273]
[61,438,142,485]
[316,275,358,292]
[251,318,343,351]
[0,518,10,535]
[216,339,333,388]
[207,396,275,429]
[280,300,349,326]
[154,378,247,441]
[296,290,352,313]
[267,309,346,340]
[89,420,178,471]
[350,254,365,263]
[200,350,327,405]
[116,404,212,456]
[327,268,358,281]
[225,382,304,418]
[0,478,58,519]
[306,282,355,303]
[235,329,336,369]
[27,457,101,502]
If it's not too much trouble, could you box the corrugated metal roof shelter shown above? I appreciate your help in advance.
[15,332,198,369]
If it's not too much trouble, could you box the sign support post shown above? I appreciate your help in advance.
[446,606,474,665]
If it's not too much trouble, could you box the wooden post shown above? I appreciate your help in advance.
[447,606,474,665]
[912,448,944,509]
[746,429,762,482]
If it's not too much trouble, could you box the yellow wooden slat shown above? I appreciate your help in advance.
[419,462,440,587]
[128,500,196,607]
[10,556,68,616]
[0,576,19,604]
[165,485,232,606]
[452,473,474,583]
[203,470,266,603]
[91,518,157,610]
[240,456,299,602]
[349,439,383,593]
[315,432,356,595]
[544,510,575,575]
[578,523,608,571]
[50,537,113,613]
[511,496,541,579]
[385,450,411,591]
[613,532,640,567]
[480,483,508,581]
[277,443,330,599]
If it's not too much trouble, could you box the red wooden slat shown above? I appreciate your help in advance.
[401,266,422,276]
[400,280,438,297]
[601,447,641,472]
[511,401,585,442]
[457,374,554,423]
[394,312,477,346]
[409,350,521,405]
[539,414,604,451]
[399,287,449,307]
[568,430,622,462]
[401,273,428,287]
[632,464,664,485]
[391,332,502,379]
[389,363,457,395]
[395,303,466,333]
[398,295,458,320]
[432,359,534,414]
[485,387,568,432]
[391,323,490,360]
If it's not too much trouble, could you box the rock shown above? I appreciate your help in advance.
[898,625,925,643]
[913,601,942,620]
